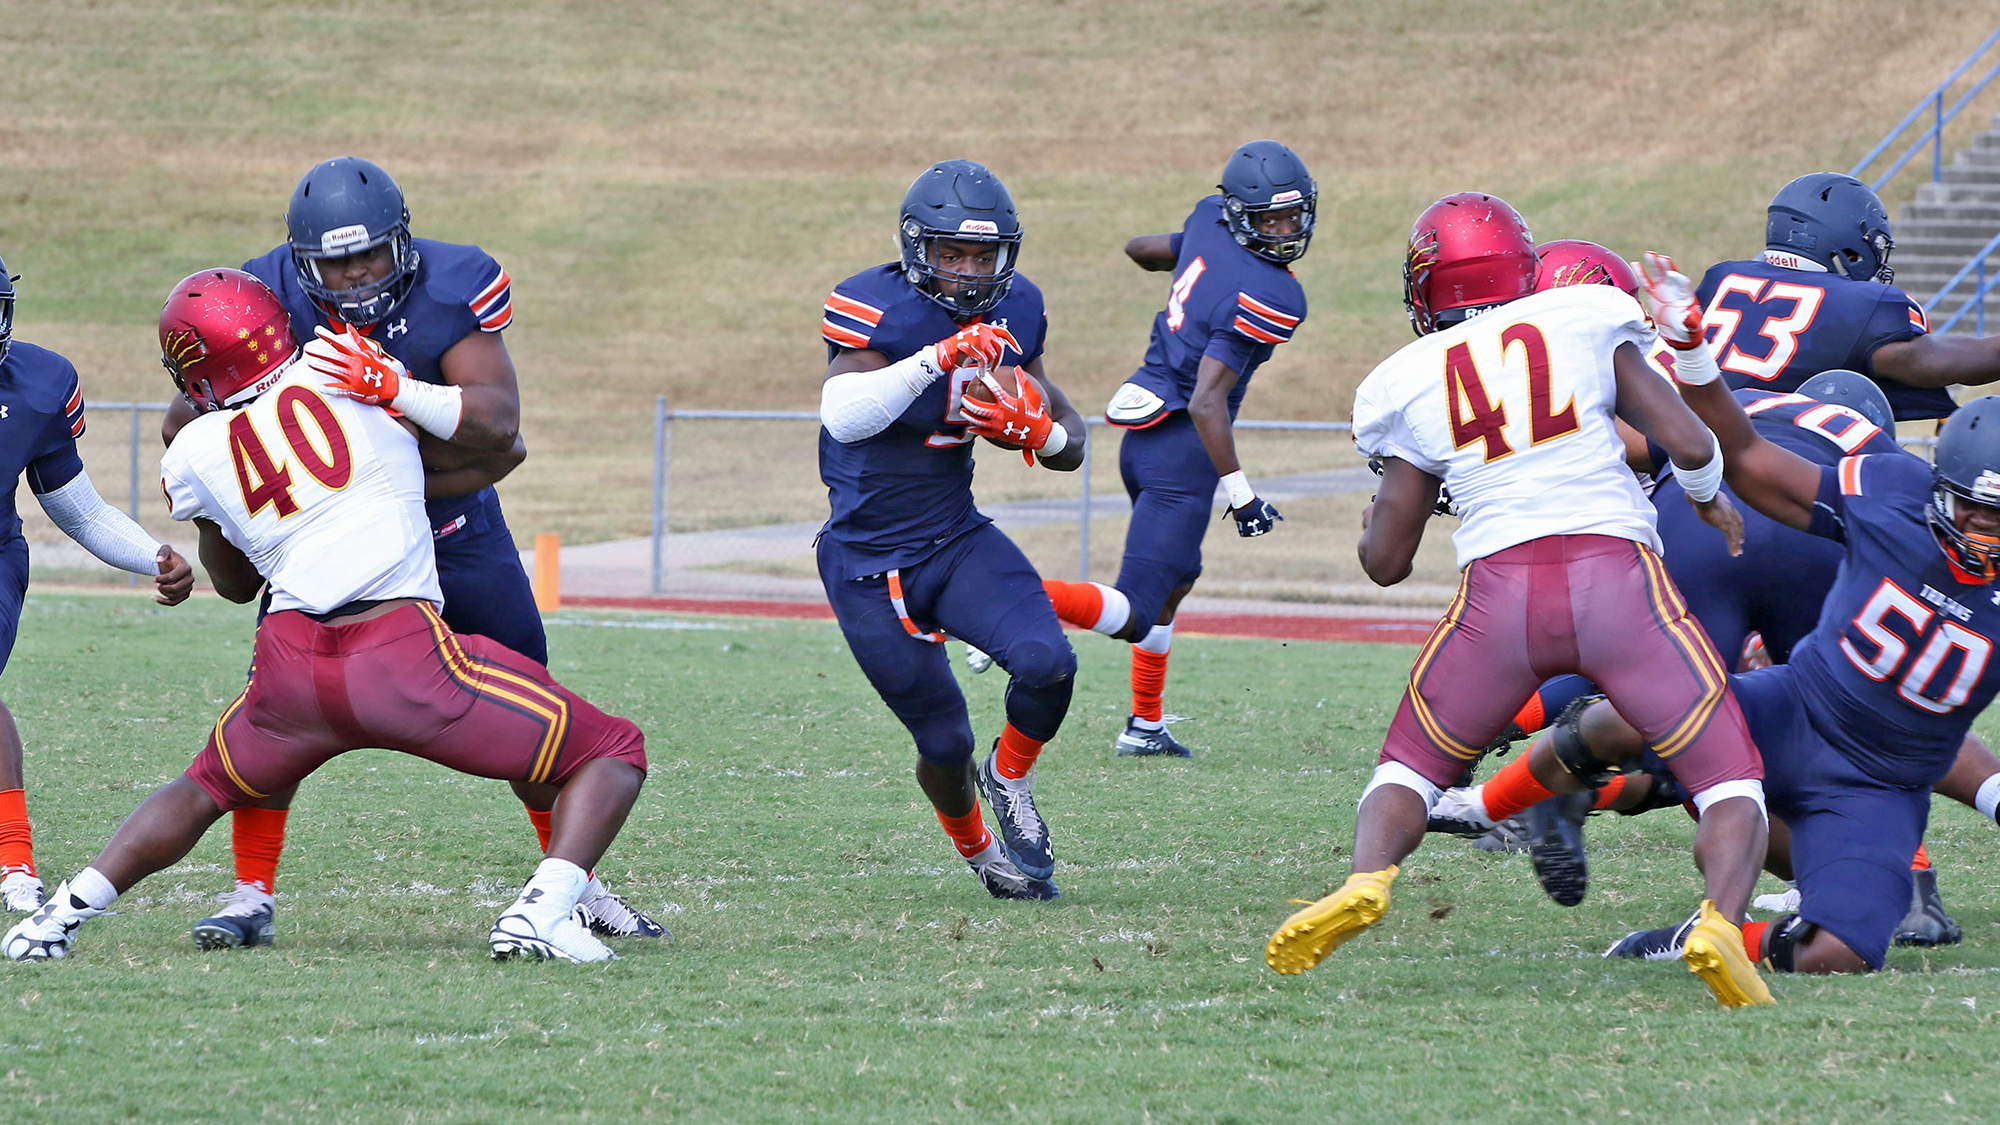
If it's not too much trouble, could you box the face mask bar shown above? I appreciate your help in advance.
[906,229,1019,317]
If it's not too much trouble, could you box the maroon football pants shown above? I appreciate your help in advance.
[186,603,645,812]
[1381,534,1761,795]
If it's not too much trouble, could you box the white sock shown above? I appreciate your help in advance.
[524,857,589,910]
[1470,783,1496,825]
[1089,583,1131,636]
[1136,622,1173,655]
[69,866,119,911]
[1977,772,2000,824]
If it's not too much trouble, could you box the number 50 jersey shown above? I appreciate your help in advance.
[160,363,443,615]
[1351,284,1662,569]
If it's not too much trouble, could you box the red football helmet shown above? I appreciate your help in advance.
[1402,193,1537,335]
[158,269,298,412]
[1534,239,1640,297]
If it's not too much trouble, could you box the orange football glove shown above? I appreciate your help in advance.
[1633,252,1705,349]
[304,322,405,404]
[961,371,1056,464]
[934,322,1006,371]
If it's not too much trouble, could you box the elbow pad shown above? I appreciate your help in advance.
[35,469,163,575]
[821,346,946,443]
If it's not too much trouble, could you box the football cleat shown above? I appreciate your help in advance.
[977,749,1055,881]
[1426,786,1495,838]
[3,881,104,961]
[964,645,995,675]
[966,841,1058,901]
[1892,867,1963,948]
[579,876,669,939]
[1682,899,1775,1008]
[1469,817,1530,854]
[1752,886,1801,914]
[1266,866,1398,975]
[1114,715,1192,758]
[1603,908,1701,962]
[1,867,45,914]
[1524,790,1594,907]
[490,888,618,964]
[191,883,276,950]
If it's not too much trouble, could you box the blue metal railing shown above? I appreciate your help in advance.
[1850,27,2000,192]
[1926,228,2000,334]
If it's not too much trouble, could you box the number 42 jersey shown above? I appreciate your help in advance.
[1351,284,1662,569]
[160,363,443,615]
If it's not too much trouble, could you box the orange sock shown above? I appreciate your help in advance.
[1132,649,1168,722]
[232,807,288,894]
[993,724,1046,780]
[1591,773,1628,811]
[937,804,992,858]
[0,788,32,874]
[1480,757,1558,821]
[1511,694,1546,735]
[526,805,555,853]
[1741,920,1769,962]
[1911,841,1931,871]
[1042,580,1103,629]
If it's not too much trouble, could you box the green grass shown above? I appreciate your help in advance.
[3,592,2000,1123]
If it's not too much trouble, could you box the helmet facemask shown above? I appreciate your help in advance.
[1930,475,2000,582]
[295,226,420,328]
[1224,189,1316,265]
[900,220,1020,319]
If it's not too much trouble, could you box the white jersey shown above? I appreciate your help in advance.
[1352,284,1663,569]
[161,363,443,615]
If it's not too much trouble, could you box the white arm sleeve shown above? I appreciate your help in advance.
[820,345,946,443]
[34,468,164,575]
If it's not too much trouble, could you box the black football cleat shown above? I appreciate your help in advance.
[1525,789,1594,907]
[1893,867,1963,947]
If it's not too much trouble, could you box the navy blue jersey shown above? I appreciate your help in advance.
[1787,452,2000,786]
[242,238,514,528]
[0,341,87,543]
[1695,256,1943,421]
[817,264,1048,578]
[1117,196,1305,422]
[1649,388,1908,472]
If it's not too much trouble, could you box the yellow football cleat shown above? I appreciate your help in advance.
[1265,865,1398,975]
[1682,899,1775,1008]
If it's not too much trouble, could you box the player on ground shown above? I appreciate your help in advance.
[818,160,1087,899]
[1265,194,1775,1007]
[160,158,664,948]
[1039,141,1311,758]
[3,269,649,964]
[0,255,194,914]
[1521,254,2000,976]
[1698,172,2000,421]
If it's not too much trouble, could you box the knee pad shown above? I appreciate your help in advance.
[1548,694,1617,788]
[912,721,976,769]
[1763,914,1816,973]
[1005,638,1076,688]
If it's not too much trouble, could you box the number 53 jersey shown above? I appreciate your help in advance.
[160,363,443,615]
[1351,284,1663,569]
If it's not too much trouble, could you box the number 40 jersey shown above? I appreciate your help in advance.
[160,363,443,615]
[1351,284,1662,570]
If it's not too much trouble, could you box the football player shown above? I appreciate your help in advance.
[159,158,664,948]
[4,270,649,964]
[1697,172,2000,422]
[0,256,194,915]
[1516,254,2000,977]
[1265,194,1775,1007]
[818,160,1087,899]
[1040,140,1311,758]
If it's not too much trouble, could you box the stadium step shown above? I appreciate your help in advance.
[1893,112,2000,335]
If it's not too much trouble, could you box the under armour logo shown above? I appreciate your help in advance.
[1004,422,1030,440]
[386,318,409,338]
[1991,589,2000,607]
[0,405,8,419]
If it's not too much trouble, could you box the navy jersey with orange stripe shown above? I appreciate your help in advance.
[1695,256,1944,421]
[243,239,513,530]
[818,264,1048,578]
[1787,451,2000,786]
[0,340,88,543]
[1120,195,1305,421]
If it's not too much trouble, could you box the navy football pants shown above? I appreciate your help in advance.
[0,537,28,675]
[433,490,548,665]
[820,524,1075,767]
[1113,412,1217,630]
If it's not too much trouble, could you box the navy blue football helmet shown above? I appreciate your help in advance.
[285,157,421,327]
[1220,140,1316,264]
[0,255,14,365]
[898,160,1022,319]
[1796,368,1894,431]
[1766,172,1894,284]
[1929,396,2000,581]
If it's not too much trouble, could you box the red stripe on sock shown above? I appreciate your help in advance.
[1132,648,1168,722]
[0,788,31,875]
[1512,694,1546,734]
[1742,920,1769,963]
[1591,773,1628,811]
[231,806,289,894]
[1481,758,1558,821]
[937,804,992,858]
[994,724,1046,781]
[526,805,555,854]
[1042,579,1103,630]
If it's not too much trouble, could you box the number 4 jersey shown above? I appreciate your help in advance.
[160,363,443,614]
[1351,284,1661,569]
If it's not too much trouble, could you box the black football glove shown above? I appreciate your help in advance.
[1229,497,1283,537]
[1367,457,1456,517]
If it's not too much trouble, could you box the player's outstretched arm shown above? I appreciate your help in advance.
[1125,234,1178,272]
[1610,344,1743,554]
[1870,333,2000,389]
[1357,457,1442,586]
[1187,354,1281,535]
[194,518,263,603]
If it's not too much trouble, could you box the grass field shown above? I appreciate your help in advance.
[3,591,2000,1123]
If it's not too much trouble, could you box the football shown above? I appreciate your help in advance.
[963,365,1038,449]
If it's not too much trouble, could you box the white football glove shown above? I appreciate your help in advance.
[1633,252,1704,349]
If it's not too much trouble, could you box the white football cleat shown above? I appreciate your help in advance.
[578,876,668,939]
[1752,886,1801,914]
[4,881,103,961]
[964,645,995,674]
[490,887,618,964]
[1427,786,1496,838]
[1,867,45,914]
